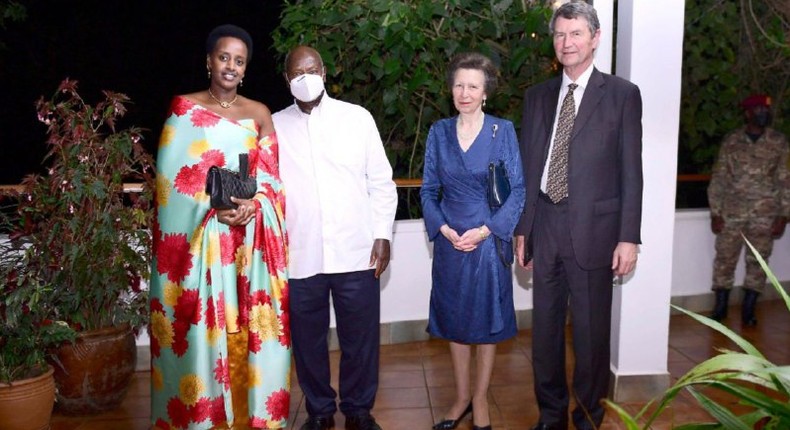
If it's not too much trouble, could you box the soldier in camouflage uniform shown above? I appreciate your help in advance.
[708,94,789,326]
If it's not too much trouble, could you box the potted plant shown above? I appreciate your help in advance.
[0,215,76,429]
[2,79,154,415]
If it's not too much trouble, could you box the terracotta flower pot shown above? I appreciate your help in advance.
[0,365,56,430]
[52,324,137,415]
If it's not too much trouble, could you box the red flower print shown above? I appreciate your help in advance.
[170,97,193,117]
[190,397,212,423]
[174,289,202,325]
[262,225,287,273]
[174,163,208,196]
[200,149,226,169]
[266,389,291,422]
[219,232,238,266]
[237,276,250,327]
[209,396,227,426]
[206,297,217,330]
[216,292,226,330]
[250,416,271,428]
[154,418,172,430]
[171,320,190,357]
[150,329,161,357]
[151,297,165,314]
[251,290,271,306]
[213,357,230,390]
[206,268,212,286]
[156,233,193,283]
[248,331,262,353]
[167,397,191,429]
[152,216,162,248]
[190,108,221,128]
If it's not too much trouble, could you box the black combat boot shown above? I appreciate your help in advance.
[710,289,730,321]
[742,289,759,327]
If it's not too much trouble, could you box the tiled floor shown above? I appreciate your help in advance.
[51,299,789,429]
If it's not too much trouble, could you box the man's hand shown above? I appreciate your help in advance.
[369,239,391,279]
[216,197,257,226]
[710,215,724,235]
[515,235,533,270]
[772,216,787,238]
[612,242,638,277]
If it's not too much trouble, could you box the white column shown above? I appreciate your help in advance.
[607,0,686,401]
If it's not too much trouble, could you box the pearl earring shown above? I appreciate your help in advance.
[207,70,211,79]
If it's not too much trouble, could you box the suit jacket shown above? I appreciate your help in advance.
[516,68,643,270]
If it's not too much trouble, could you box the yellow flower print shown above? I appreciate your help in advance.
[235,244,252,274]
[225,304,240,333]
[156,174,172,207]
[206,326,222,347]
[188,138,210,158]
[179,374,205,407]
[205,230,220,267]
[248,362,262,388]
[270,275,286,303]
[244,135,257,150]
[163,281,183,307]
[248,303,281,342]
[159,124,175,148]
[151,312,174,348]
[152,366,164,391]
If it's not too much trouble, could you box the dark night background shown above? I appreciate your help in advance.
[0,0,291,184]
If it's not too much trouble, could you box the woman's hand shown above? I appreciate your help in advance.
[216,197,256,226]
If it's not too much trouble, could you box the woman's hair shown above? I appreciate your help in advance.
[205,24,253,59]
[447,52,499,95]
[549,1,600,36]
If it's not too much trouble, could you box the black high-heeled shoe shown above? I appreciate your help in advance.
[432,403,473,430]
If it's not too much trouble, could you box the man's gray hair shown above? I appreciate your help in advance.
[549,1,600,36]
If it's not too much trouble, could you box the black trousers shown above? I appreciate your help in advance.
[290,270,380,418]
[532,195,613,430]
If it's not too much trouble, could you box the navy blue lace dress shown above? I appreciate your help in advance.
[421,115,525,343]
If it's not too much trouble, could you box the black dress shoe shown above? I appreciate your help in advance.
[433,403,473,429]
[345,413,382,430]
[300,415,335,430]
[530,424,562,430]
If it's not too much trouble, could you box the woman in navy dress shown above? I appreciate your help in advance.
[421,52,525,430]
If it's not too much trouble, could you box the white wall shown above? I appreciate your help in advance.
[673,209,790,296]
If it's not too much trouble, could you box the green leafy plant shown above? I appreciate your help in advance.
[0,213,76,383]
[0,79,154,333]
[605,238,790,429]
[272,0,556,217]
[679,0,789,174]
[273,0,555,179]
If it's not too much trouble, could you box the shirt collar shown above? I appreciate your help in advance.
[562,63,594,91]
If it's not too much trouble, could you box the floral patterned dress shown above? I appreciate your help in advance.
[150,97,290,429]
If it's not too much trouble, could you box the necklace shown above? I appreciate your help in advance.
[456,112,484,140]
[208,88,238,109]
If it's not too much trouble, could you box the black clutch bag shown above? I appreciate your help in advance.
[487,160,511,209]
[205,153,257,210]
[487,159,513,266]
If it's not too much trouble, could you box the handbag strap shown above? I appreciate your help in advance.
[238,153,249,179]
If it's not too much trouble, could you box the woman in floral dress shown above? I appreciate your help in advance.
[150,25,290,429]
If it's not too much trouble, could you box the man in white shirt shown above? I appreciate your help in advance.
[272,45,397,430]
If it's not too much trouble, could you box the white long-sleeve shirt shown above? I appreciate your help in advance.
[273,95,398,280]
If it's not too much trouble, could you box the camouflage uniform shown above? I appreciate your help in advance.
[708,127,790,292]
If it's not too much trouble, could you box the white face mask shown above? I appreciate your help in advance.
[289,73,325,102]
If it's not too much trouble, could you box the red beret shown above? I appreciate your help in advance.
[740,94,771,110]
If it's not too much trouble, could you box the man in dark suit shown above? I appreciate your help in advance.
[515,2,643,429]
